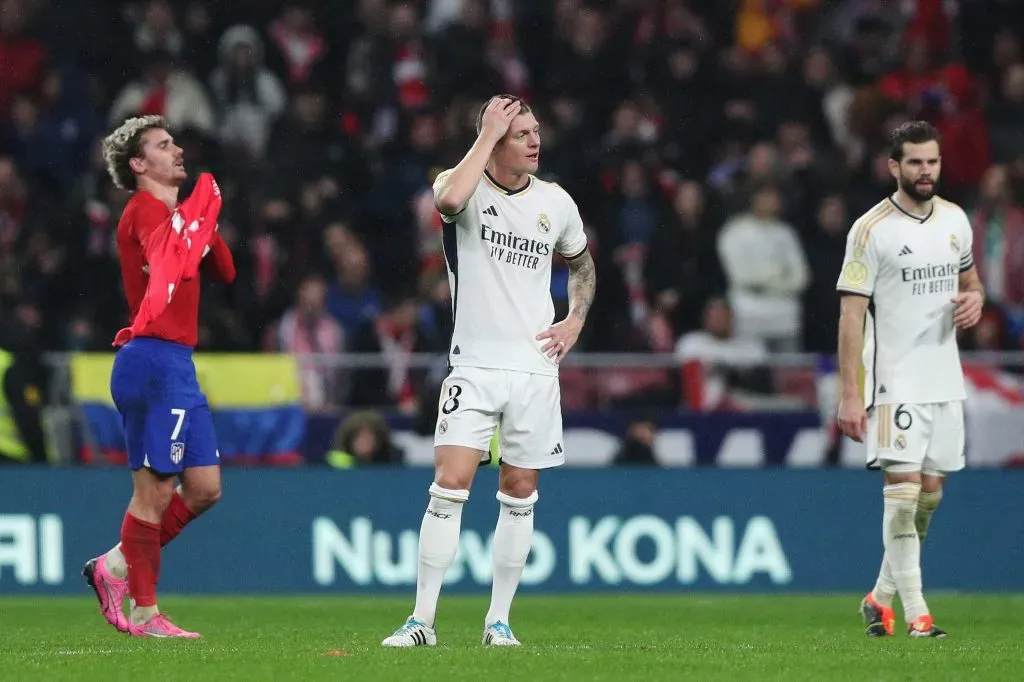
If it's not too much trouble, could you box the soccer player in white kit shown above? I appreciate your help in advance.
[836,121,983,638]
[382,95,595,647]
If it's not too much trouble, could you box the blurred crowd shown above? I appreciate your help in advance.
[2,0,1024,413]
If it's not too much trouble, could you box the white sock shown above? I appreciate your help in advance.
[485,490,538,627]
[104,543,127,580]
[130,603,159,625]
[875,489,942,608]
[882,482,929,622]
[872,555,897,608]
[411,484,468,628]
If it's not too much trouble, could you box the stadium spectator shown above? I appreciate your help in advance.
[325,410,403,468]
[416,267,453,347]
[209,25,287,161]
[644,180,725,339]
[324,237,382,341]
[264,82,362,200]
[181,1,219,77]
[264,1,330,90]
[265,273,346,413]
[988,63,1024,164]
[970,164,1024,341]
[430,0,501,103]
[613,413,660,467]
[108,50,215,136]
[0,317,49,464]
[0,0,49,121]
[676,297,773,412]
[879,22,990,195]
[348,292,442,412]
[1,0,1023,426]
[803,192,849,352]
[130,0,184,61]
[717,184,810,351]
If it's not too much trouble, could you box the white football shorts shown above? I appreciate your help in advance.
[867,401,966,475]
[433,366,565,469]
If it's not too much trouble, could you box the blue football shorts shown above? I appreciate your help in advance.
[109,337,220,474]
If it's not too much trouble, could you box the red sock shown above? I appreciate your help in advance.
[120,513,161,608]
[160,492,197,547]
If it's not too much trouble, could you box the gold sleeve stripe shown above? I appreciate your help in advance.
[885,405,891,450]
[876,405,881,449]
[854,203,896,248]
[876,405,892,450]
[876,405,883,449]
[850,200,887,244]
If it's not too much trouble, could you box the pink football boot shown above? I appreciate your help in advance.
[130,613,202,638]
[82,556,130,633]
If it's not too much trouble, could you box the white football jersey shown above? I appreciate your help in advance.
[435,169,588,376]
[836,195,974,406]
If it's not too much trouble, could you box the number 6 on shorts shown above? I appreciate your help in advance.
[893,404,913,431]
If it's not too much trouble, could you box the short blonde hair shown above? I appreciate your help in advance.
[475,94,532,136]
[102,115,168,190]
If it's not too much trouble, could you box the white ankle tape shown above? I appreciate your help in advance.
[496,490,538,508]
[428,483,469,503]
[883,482,921,504]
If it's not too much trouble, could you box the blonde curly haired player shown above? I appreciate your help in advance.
[82,116,235,639]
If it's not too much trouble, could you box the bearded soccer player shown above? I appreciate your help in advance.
[381,95,596,648]
[82,115,235,638]
[836,121,982,639]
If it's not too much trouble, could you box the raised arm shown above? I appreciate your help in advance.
[434,98,521,216]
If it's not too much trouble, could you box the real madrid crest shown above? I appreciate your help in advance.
[949,234,959,253]
[537,213,550,234]
[894,433,907,451]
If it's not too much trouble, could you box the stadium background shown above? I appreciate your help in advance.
[2,0,1024,599]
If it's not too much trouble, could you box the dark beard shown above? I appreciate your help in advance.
[899,174,935,203]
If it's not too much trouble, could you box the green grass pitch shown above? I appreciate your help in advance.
[1,594,1022,681]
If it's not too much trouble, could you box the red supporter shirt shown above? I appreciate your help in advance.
[116,190,235,348]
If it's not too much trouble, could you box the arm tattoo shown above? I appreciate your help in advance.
[566,250,596,324]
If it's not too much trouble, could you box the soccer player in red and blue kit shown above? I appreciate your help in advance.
[82,115,235,638]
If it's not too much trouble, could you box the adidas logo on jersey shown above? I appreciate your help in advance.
[899,246,913,256]
[452,345,461,355]
[549,443,563,456]
[483,206,499,217]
